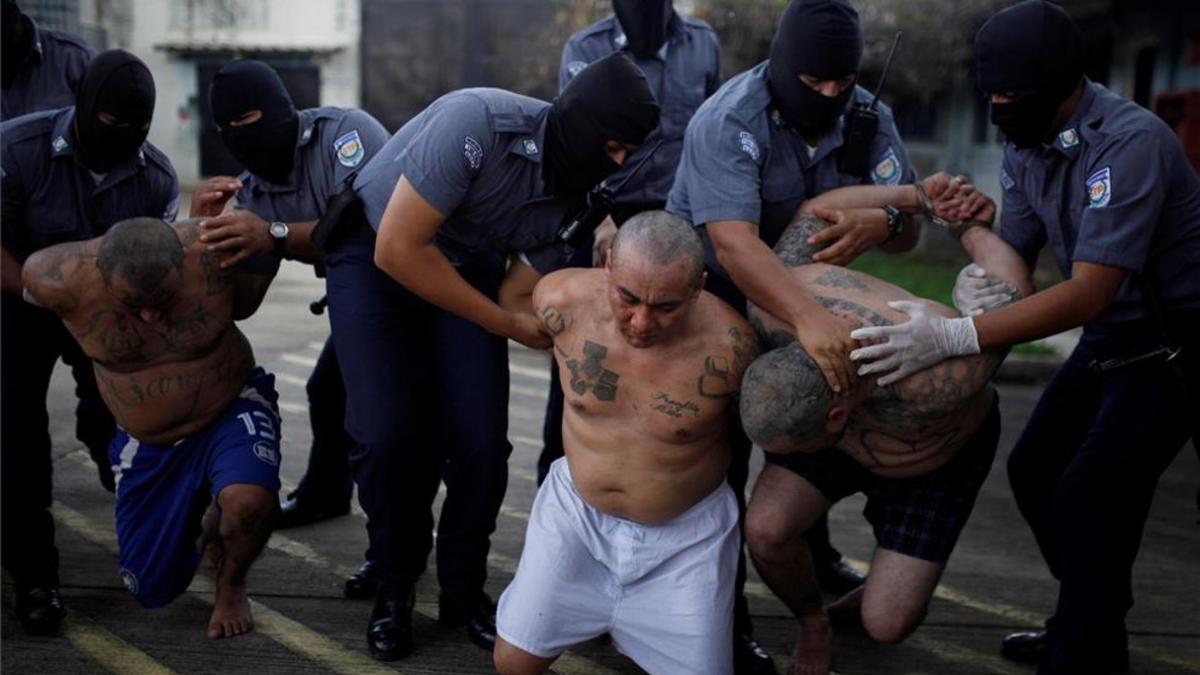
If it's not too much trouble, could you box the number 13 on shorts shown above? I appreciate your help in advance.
[237,411,277,440]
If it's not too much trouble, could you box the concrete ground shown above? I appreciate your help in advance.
[3,260,1198,675]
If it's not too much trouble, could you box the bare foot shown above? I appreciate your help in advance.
[207,581,253,639]
[826,586,865,635]
[788,615,832,675]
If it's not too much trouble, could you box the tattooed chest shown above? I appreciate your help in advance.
[76,302,222,365]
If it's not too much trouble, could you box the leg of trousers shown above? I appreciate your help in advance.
[292,335,355,510]
[0,296,68,589]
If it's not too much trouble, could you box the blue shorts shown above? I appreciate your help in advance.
[108,367,282,608]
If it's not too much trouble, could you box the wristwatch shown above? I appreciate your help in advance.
[268,221,289,258]
[881,205,904,242]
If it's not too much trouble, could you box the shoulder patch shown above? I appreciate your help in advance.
[1057,128,1079,148]
[1000,169,1015,190]
[333,129,365,168]
[464,136,484,170]
[738,131,760,161]
[1086,166,1111,208]
[871,147,902,185]
[566,61,588,79]
[522,138,539,156]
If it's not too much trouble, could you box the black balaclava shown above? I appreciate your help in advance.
[209,60,299,184]
[2,0,35,88]
[74,50,155,173]
[542,51,660,198]
[613,0,675,60]
[767,0,863,138]
[976,0,1083,148]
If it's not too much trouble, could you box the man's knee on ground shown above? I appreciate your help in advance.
[217,484,278,539]
[745,502,804,563]
[493,638,553,675]
[860,600,927,644]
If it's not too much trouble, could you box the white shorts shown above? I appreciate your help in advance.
[497,458,739,675]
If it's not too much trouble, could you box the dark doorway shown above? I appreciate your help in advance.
[1133,45,1158,108]
[196,58,320,178]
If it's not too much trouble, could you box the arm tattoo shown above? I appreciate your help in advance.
[566,340,620,401]
[538,305,570,337]
[773,213,830,267]
[697,355,732,399]
[200,251,233,295]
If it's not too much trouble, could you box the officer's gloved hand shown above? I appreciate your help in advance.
[849,300,980,386]
[953,263,1017,316]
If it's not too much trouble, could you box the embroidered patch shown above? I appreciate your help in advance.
[1086,166,1111,208]
[333,130,365,168]
[1058,128,1079,148]
[119,568,139,596]
[566,60,588,78]
[253,440,280,466]
[738,131,760,161]
[52,135,68,152]
[1000,169,1015,190]
[522,138,539,155]
[872,147,902,185]
[464,136,483,170]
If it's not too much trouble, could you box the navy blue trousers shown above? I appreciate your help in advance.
[1007,314,1198,675]
[288,335,355,512]
[1,294,115,589]
[325,234,511,599]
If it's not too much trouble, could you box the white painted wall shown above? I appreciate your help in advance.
[91,0,360,187]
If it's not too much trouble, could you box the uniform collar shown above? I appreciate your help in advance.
[1047,79,1099,159]
[610,16,676,62]
[768,99,852,168]
[50,108,147,187]
[506,107,549,164]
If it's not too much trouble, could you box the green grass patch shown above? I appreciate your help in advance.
[848,251,959,307]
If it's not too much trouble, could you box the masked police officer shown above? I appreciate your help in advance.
[850,2,1200,672]
[195,59,390,599]
[1,48,179,635]
[667,0,922,629]
[1,0,93,121]
[327,51,657,660]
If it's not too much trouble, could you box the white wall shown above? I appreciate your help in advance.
[96,0,360,187]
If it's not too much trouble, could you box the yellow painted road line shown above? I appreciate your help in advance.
[1,585,175,675]
[50,502,399,675]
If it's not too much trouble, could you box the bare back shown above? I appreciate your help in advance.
[23,221,260,445]
[535,269,758,524]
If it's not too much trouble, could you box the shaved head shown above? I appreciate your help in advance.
[610,210,705,286]
[740,343,834,451]
[98,217,184,307]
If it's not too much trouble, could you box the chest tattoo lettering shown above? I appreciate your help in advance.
[566,340,620,401]
[651,391,701,418]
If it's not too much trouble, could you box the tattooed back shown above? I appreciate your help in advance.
[749,263,1001,479]
[21,220,258,445]
[533,268,759,525]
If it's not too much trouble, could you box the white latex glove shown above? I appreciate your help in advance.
[849,300,981,385]
[953,263,1017,316]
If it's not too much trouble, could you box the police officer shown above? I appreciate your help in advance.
[1,0,93,121]
[667,0,919,626]
[328,51,657,659]
[850,2,1200,672]
[1,48,179,635]
[196,59,390,598]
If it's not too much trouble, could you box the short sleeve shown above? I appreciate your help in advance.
[867,113,916,186]
[674,110,764,226]
[1072,131,1167,272]
[398,98,490,218]
[997,150,1046,267]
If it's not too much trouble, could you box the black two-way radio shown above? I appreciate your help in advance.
[837,31,903,177]
[557,138,665,246]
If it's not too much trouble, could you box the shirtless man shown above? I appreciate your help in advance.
[20,217,281,639]
[493,211,759,675]
[741,208,1031,674]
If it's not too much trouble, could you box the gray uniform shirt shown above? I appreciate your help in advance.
[559,14,719,207]
[666,62,914,279]
[353,88,577,273]
[0,20,93,122]
[999,80,1200,324]
[235,106,389,223]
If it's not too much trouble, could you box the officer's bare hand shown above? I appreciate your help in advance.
[807,206,887,266]
[506,311,553,350]
[190,177,242,218]
[592,217,617,268]
[199,210,272,269]
[792,311,857,395]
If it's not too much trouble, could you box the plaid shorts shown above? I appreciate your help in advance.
[767,393,1000,562]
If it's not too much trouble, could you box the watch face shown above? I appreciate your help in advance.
[270,222,288,238]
